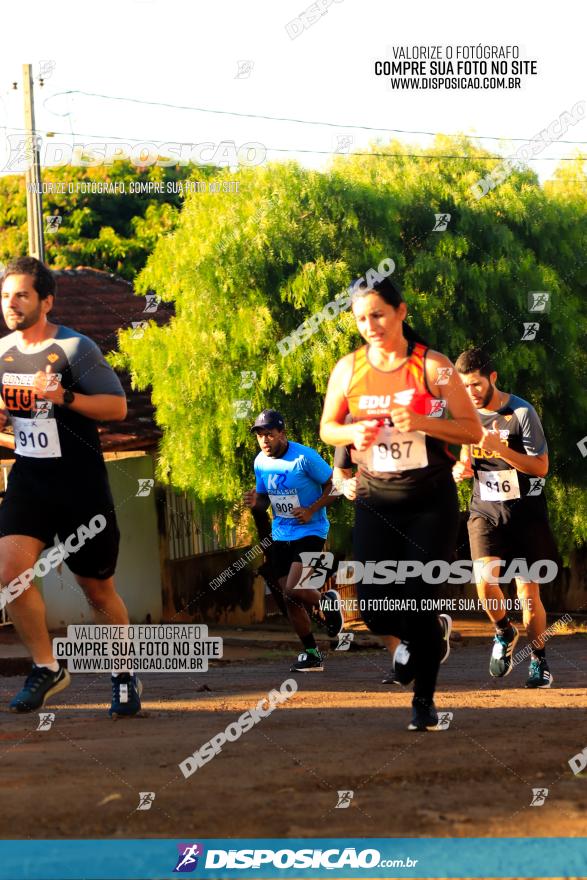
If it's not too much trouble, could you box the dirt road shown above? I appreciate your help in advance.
[1,623,586,841]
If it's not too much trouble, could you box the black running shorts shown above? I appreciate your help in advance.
[353,471,460,635]
[467,512,559,571]
[267,535,326,581]
[0,463,120,580]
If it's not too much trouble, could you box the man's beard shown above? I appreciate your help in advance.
[5,302,43,331]
[480,382,495,408]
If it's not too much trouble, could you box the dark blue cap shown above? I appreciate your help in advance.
[250,409,285,433]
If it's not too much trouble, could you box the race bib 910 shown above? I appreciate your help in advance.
[12,416,62,459]
[479,468,520,501]
[370,426,428,473]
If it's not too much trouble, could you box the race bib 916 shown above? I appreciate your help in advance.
[479,468,520,501]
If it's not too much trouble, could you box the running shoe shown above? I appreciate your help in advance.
[319,589,344,638]
[290,651,324,672]
[394,641,415,685]
[489,625,519,678]
[525,657,553,689]
[9,665,71,713]
[408,699,441,731]
[384,624,449,685]
[109,673,143,718]
[439,613,452,664]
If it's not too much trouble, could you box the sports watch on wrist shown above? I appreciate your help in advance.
[62,389,75,406]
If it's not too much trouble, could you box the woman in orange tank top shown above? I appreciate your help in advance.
[321,276,481,731]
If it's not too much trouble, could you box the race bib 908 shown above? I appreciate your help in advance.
[269,493,300,518]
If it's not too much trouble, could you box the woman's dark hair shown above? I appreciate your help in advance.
[351,274,429,347]
[1,256,56,301]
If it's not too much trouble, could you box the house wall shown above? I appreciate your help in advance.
[160,546,265,625]
[42,454,163,629]
[154,485,267,625]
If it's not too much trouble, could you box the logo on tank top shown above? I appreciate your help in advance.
[47,353,59,363]
[358,389,415,411]
[393,388,416,406]
[359,394,391,410]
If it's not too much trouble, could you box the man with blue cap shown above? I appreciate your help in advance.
[244,409,343,671]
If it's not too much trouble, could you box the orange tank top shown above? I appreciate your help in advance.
[345,341,454,485]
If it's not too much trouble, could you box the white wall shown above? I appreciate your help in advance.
[42,453,163,629]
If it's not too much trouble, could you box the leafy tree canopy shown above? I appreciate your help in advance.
[0,160,215,279]
[84,139,587,556]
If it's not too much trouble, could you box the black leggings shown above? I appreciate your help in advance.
[353,472,460,704]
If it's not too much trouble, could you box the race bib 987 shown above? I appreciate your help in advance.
[370,426,428,473]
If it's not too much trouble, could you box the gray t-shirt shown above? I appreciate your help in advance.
[469,393,549,524]
[0,325,125,474]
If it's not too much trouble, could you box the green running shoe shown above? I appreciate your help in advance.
[525,657,553,689]
[489,625,519,678]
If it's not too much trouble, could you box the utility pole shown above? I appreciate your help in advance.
[22,64,45,261]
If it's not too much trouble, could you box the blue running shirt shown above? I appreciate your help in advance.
[254,441,333,541]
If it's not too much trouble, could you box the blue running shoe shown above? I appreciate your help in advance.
[525,657,553,689]
[109,673,143,718]
[489,625,519,678]
[9,665,71,713]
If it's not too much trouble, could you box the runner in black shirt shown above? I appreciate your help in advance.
[454,348,558,688]
[0,257,142,716]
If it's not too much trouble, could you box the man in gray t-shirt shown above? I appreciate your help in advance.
[0,324,125,469]
[0,257,142,718]
[453,348,558,690]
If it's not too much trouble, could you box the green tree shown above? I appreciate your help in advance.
[113,138,587,557]
[0,160,213,279]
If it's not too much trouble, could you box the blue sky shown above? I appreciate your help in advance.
[0,0,585,181]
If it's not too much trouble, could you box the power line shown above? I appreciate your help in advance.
[266,147,582,162]
[0,125,584,162]
[43,89,587,146]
